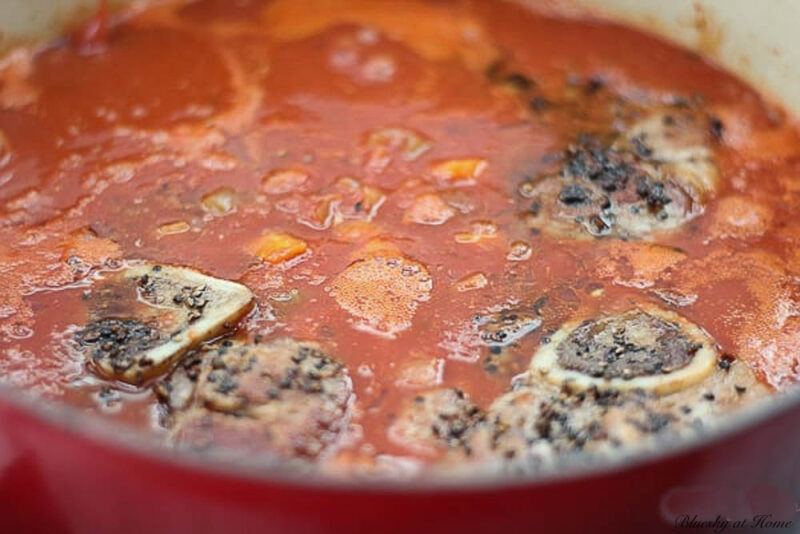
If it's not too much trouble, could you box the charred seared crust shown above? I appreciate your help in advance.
[469,303,769,472]
[427,390,485,451]
[198,341,347,412]
[77,318,162,375]
[519,105,719,240]
[165,338,353,459]
[555,310,699,380]
[563,134,645,195]
[471,353,768,472]
[389,389,485,456]
[473,309,542,347]
[530,307,718,395]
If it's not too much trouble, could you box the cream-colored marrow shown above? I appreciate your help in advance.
[530,307,717,395]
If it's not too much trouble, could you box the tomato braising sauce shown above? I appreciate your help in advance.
[1,0,799,476]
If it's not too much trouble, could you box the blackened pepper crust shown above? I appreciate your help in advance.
[166,338,353,460]
[388,388,485,455]
[77,318,162,374]
[466,353,768,473]
[555,310,700,380]
[197,340,348,413]
[562,135,645,194]
[519,106,719,240]
[473,309,542,347]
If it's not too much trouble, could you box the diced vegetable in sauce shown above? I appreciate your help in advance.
[455,272,488,292]
[250,232,309,264]
[431,158,487,184]
[262,169,309,195]
[157,221,191,236]
[403,193,456,225]
[201,187,237,216]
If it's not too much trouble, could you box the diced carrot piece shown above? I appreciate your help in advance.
[251,232,308,264]
[201,187,237,216]
[311,195,336,228]
[431,158,487,183]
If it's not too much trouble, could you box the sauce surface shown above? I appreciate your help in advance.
[1,0,799,476]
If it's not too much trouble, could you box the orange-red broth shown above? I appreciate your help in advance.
[0,0,799,468]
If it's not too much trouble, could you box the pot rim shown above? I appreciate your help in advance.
[1,376,798,493]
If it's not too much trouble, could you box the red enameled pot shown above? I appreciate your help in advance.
[2,1,800,532]
[1,383,799,533]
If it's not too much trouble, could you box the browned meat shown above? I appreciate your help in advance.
[520,108,720,240]
[387,388,484,457]
[161,338,353,460]
[466,311,769,474]
[555,310,700,380]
